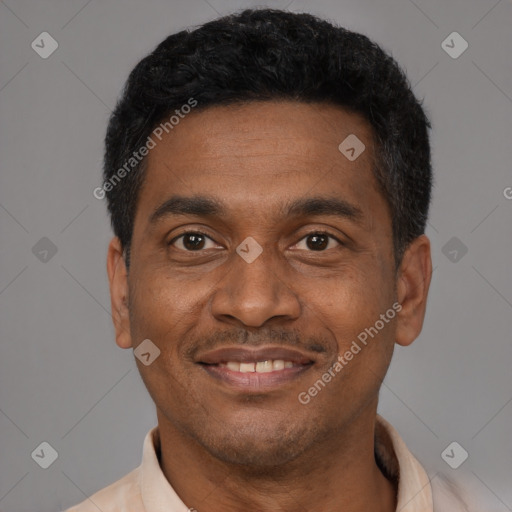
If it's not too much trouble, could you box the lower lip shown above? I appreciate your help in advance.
[199,364,313,392]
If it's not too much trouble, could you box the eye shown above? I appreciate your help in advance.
[294,231,342,251]
[169,231,219,251]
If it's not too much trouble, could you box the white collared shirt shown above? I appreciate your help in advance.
[64,414,471,512]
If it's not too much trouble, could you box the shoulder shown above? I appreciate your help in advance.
[63,466,145,512]
[431,474,477,512]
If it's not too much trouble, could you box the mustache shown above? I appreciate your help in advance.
[185,327,328,359]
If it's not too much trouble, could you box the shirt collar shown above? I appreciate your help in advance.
[139,427,189,511]
[374,414,433,511]
[139,414,433,512]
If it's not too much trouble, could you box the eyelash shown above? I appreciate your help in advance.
[168,230,343,251]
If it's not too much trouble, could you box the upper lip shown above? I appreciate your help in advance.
[197,346,315,365]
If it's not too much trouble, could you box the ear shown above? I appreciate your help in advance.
[106,237,133,349]
[395,235,432,347]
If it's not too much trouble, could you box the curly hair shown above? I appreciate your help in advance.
[102,8,432,267]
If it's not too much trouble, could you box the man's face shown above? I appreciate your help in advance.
[118,101,403,466]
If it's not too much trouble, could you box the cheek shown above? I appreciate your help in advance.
[305,282,395,418]
[127,273,204,416]
[129,269,202,339]
[303,262,396,396]
[308,264,393,338]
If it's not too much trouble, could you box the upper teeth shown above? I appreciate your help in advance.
[220,360,294,373]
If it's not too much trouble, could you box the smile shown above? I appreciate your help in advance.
[220,360,295,373]
[196,346,316,391]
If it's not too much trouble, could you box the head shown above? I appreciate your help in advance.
[105,9,432,468]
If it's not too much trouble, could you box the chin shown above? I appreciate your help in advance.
[195,420,319,469]
[208,440,303,468]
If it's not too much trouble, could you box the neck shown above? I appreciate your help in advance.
[156,406,397,512]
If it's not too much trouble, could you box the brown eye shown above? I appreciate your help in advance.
[307,233,328,250]
[170,232,216,251]
[295,232,341,252]
[182,233,205,251]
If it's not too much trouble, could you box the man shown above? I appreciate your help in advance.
[68,8,472,512]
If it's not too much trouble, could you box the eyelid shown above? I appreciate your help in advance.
[291,230,343,250]
[168,229,344,251]
[301,230,342,242]
[168,229,219,248]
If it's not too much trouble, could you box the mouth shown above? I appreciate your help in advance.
[196,346,315,392]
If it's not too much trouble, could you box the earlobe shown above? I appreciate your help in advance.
[106,237,133,349]
[394,235,432,347]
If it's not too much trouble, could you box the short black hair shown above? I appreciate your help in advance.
[102,8,432,267]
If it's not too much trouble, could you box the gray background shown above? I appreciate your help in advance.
[0,0,511,510]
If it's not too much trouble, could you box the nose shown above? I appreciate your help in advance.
[210,243,301,328]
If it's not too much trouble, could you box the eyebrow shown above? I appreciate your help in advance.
[149,194,364,226]
[149,195,224,224]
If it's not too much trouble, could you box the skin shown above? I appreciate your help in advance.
[107,101,432,512]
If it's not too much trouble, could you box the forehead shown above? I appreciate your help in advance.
[135,101,388,228]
